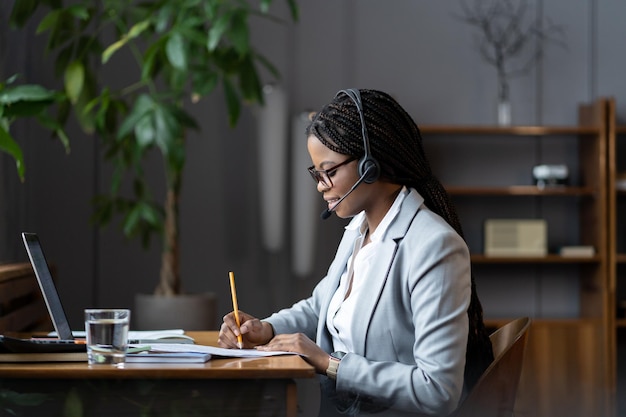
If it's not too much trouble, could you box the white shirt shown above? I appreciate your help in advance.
[326,186,409,352]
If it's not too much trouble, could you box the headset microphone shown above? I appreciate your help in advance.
[320,164,375,220]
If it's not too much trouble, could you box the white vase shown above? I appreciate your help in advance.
[497,100,512,126]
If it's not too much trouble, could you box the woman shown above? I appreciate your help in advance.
[219,89,493,416]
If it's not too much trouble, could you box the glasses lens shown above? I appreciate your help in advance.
[308,168,330,187]
[307,157,355,188]
[318,172,331,187]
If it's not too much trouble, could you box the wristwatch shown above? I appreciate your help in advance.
[326,351,346,380]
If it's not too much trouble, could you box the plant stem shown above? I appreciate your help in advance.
[156,170,181,296]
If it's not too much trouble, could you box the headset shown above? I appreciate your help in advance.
[335,88,380,184]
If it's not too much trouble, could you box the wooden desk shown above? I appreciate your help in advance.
[0,331,316,417]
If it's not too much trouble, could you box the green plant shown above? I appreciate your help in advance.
[0,74,69,181]
[8,0,298,295]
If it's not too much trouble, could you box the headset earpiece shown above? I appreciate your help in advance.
[359,157,379,184]
[336,88,380,184]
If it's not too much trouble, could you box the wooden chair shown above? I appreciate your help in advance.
[452,317,531,417]
[0,262,52,333]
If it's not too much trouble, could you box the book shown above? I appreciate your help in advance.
[559,245,595,257]
[126,351,211,363]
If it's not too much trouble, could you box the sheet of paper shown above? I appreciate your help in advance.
[49,329,186,339]
[127,343,299,358]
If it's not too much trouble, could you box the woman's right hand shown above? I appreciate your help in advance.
[218,311,274,349]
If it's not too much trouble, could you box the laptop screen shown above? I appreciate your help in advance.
[21,232,74,340]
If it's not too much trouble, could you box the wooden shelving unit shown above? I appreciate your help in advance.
[607,99,626,417]
[420,98,610,417]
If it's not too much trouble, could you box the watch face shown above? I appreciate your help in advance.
[331,351,347,360]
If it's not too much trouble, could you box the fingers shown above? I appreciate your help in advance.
[217,321,240,348]
[218,311,245,348]
[218,311,265,348]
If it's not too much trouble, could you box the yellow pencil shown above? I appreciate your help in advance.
[228,271,244,349]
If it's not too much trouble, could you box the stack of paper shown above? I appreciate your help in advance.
[126,343,297,363]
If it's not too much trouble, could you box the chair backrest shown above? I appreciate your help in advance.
[452,317,531,417]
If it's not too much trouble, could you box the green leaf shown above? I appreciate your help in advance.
[222,78,240,127]
[46,11,75,50]
[102,38,128,64]
[64,60,84,104]
[207,12,233,51]
[135,111,156,148]
[8,0,39,27]
[155,7,172,33]
[153,104,180,154]
[239,55,262,103]
[0,84,57,104]
[230,11,250,56]
[127,20,151,39]
[165,32,187,70]
[118,94,154,139]
[286,0,300,21]
[36,10,61,34]
[192,71,219,98]
[102,20,150,64]
[141,38,166,81]
[66,5,90,20]
[255,53,281,80]
[0,125,25,181]
[260,0,272,14]
[54,45,74,78]
[2,102,52,118]
[73,69,97,134]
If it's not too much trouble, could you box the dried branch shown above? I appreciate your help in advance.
[454,0,566,100]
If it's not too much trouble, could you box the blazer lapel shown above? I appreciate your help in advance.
[349,190,423,355]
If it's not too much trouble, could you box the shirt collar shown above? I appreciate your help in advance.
[344,186,410,242]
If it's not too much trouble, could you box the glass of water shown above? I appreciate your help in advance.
[84,309,130,366]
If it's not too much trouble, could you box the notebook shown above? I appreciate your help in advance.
[0,233,192,354]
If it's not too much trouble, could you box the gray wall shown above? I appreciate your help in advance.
[1,0,625,329]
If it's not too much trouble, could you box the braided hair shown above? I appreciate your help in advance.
[306,89,494,390]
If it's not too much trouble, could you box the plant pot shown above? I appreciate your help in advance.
[134,293,218,331]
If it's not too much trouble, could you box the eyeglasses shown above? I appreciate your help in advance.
[307,157,357,188]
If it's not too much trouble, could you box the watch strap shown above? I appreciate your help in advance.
[326,351,346,380]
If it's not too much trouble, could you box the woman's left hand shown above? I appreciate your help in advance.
[256,333,331,375]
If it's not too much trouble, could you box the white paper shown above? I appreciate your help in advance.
[50,329,186,339]
[127,343,299,358]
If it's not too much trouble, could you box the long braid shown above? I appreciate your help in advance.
[307,89,494,390]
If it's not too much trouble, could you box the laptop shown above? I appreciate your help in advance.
[0,233,194,354]
[0,233,86,353]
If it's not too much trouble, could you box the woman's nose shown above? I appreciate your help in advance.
[317,181,330,193]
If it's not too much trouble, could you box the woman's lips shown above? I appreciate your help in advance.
[325,197,339,210]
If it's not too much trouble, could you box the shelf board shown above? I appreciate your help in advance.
[485,317,603,329]
[471,254,601,263]
[616,319,626,328]
[445,185,596,196]
[420,125,600,135]
[616,254,626,263]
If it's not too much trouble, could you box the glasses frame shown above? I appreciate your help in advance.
[307,157,357,188]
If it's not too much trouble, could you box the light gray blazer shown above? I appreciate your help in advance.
[265,188,470,416]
